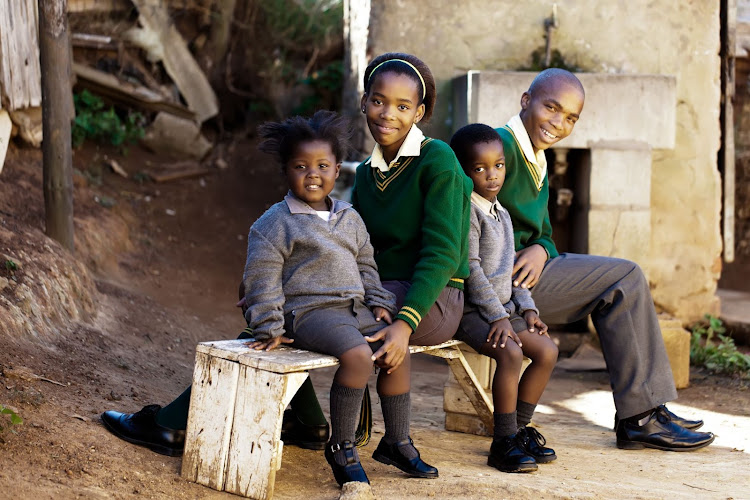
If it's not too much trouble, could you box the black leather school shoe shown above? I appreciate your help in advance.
[516,426,557,463]
[372,437,439,478]
[616,406,715,451]
[487,434,538,473]
[101,404,185,457]
[614,404,704,431]
[280,409,330,450]
[324,440,370,486]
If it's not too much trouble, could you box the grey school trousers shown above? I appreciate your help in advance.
[532,253,678,419]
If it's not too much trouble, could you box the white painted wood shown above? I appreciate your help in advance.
[0,0,41,111]
[445,349,495,433]
[224,368,308,499]
[197,339,464,373]
[184,338,484,497]
[0,109,11,175]
[181,352,240,491]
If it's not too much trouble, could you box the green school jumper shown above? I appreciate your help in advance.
[495,126,559,259]
[352,138,472,331]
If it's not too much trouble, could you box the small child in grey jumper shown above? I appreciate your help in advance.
[243,110,425,488]
[450,124,559,474]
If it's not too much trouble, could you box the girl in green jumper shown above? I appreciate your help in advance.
[351,52,472,478]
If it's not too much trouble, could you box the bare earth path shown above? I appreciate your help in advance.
[0,142,748,500]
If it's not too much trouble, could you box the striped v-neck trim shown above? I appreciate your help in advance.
[373,138,434,192]
[502,125,543,192]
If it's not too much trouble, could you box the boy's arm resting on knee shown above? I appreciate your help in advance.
[242,227,287,340]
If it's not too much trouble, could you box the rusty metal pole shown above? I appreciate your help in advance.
[39,0,74,252]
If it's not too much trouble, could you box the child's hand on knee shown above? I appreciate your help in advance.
[523,310,549,335]
[366,320,411,373]
[372,306,393,324]
[487,318,521,349]
[246,335,293,351]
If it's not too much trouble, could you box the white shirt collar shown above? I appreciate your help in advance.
[506,114,547,188]
[470,191,506,220]
[367,124,425,172]
[284,191,350,218]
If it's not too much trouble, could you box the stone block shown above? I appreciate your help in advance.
[453,72,676,149]
[588,209,651,268]
[589,146,652,208]
[660,324,690,389]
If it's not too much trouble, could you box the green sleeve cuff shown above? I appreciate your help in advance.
[396,306,421,332]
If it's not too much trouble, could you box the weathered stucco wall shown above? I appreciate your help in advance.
[364,0,721,322]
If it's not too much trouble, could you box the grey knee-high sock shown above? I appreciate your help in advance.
[330,383,365,445]
[381,392,418,459]
[330,383,365,466]
[517,400,537,428]
[494,411,518,441]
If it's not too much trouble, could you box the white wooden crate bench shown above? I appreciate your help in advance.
[181,338,494,499]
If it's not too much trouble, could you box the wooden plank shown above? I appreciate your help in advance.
[182,352,240,491]
[73,63,196,120]
[128,0,218,123]
[722,0,736,263]
[198,339,465,374]
[0,110,10,175]
[224,368,308,499]
[445,349,495,434]
[68,0,129,13]
[0,0,41,111]
[148,167,213,183]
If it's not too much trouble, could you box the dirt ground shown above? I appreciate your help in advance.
[0,139,749,500]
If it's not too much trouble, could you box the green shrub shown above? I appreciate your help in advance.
[690,314,750,378]
[72,90,145,150]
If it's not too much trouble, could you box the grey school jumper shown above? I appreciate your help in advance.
[464,193,538,322]
[242,192,397,340]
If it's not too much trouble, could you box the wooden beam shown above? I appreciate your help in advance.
[73,62,196,120]
[722,0,736,263]
[128,0,218,123]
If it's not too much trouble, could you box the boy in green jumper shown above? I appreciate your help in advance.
[497,68,714,451]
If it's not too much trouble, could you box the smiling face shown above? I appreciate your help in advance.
[284,140,340,211]
[464,140,506,201]
[519,78,584,153]
[361,71,425,164]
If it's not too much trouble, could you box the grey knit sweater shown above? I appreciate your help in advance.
[465,193,538,323]
[242,192,397,340]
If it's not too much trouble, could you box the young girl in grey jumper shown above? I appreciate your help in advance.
[243,110,431,488]
[450,124,559,474]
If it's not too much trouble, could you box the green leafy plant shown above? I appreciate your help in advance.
[293,60,343,115]
[72,90,146,151]
[0,404,22,438]
[3,259,18,282]
[690,314,750,378]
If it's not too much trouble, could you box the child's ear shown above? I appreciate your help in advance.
[360,93,368,113]
[335,163,341,179]
[520,92,531,110]
[414,103,425,123]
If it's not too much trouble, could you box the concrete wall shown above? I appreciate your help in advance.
[364,0,721,322]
